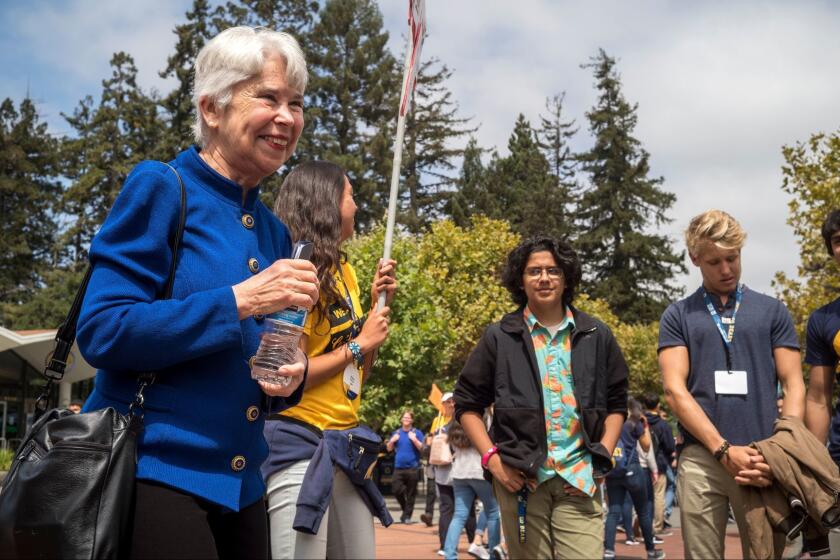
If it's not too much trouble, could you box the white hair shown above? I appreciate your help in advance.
[192,26,308,146]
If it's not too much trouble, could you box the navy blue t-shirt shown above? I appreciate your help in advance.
[805,297,840,463]
[391,427,424,469]
[658,285,799,446]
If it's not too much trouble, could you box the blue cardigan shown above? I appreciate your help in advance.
[78,146,304,511]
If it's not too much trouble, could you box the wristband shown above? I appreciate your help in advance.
[347,340,364,368]
[713,439,731,462]
[481,445,499,469]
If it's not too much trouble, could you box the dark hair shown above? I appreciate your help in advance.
[642,392,660,411]
[501,236,582,308]
[274,161,348,323]
[821,210,840,256]
[627,396,643,422]
[447,421,472,449]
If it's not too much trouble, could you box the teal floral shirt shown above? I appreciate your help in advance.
[524,306,596,496]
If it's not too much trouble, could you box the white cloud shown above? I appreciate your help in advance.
[379,0,840,296]
[2,0,837,298]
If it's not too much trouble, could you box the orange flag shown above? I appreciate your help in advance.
[428,383,444,414]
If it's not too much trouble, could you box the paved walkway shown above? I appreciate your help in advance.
[375,490,748,559]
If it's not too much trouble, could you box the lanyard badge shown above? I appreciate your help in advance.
[703,284,742,347]
[703,284,743,374]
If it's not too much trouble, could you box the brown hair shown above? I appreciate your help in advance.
[447,421,472,449]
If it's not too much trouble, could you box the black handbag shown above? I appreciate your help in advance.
[0,164,186,559]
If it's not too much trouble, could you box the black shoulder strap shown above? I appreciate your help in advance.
[38,164,187,405]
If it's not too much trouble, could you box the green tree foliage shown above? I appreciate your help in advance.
[447,137,487,228]
[538,92,579,210]
[346,217,519,432]
[158,0,229,155]
[1,268,87,329]
[224,0,317,33]
[61,53,165,263]
[484,115,571,239]
[398,58,475,232]
[0,98,61,314]
[577,49,685,323]
[774,129,840,342]
[304,0,399,229]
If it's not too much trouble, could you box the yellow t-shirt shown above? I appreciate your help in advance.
[281,261,366,430]
[430,415,452,435]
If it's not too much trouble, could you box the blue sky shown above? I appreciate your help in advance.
[3,0,840,296]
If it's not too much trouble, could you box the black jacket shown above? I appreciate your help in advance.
[454,305,628,479]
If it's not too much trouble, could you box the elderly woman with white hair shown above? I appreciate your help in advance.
[76,27,318,558]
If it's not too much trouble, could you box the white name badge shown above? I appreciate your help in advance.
[714,370,748,395]
[343,363,361,400]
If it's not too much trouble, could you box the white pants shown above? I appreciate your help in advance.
[266,459,375,559]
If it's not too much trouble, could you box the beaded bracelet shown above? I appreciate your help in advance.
[713,439,731,462]
[347,341,364,368]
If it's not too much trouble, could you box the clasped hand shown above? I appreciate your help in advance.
[724,445,773,487]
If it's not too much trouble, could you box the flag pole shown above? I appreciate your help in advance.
[378,4,422,310]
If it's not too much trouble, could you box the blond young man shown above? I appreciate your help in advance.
[658,210,805,559]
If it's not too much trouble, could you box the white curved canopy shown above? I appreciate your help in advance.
[0,327,96,384]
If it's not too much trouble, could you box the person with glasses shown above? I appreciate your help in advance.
[454,236,628,559]
[659,210,805,559]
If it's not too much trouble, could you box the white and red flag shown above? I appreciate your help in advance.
[378,0,427,309]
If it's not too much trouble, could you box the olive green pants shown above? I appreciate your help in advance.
[493,476,603,559]
[678,444,784,559]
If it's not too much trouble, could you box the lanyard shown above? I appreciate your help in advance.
[336,266,361,337]
[516,488,528,544]
[703,284,742,371]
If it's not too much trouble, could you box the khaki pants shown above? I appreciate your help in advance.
[678,444,784,559]
[652,471,667,533]
[493,477,603,560]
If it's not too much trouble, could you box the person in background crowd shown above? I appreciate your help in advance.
[455,236,628,559]
[659,410,678,529]
[387,410,425,523]
[432,393,477,556]
[76,26,319,558]
[261,160,397,559]
[660,210,805,559]
[421,435,437,527]
[67,400,83,414]
[604,398,663,560]
[643,392,676,536]
[422,393,455,528]
[804,209,840,463]
[443,420,500,560]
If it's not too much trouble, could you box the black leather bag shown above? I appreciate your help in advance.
[0,164,186,559]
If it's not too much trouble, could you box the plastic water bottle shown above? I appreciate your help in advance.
[250,241,313,385]
[250,307,306,385]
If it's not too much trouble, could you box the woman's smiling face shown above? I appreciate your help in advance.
[207,51,304,186]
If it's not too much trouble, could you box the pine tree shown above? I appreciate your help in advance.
[224,0,317,35]
[158,0,229,155]
[304,0,399,229]
[0,97,61,312]
[61,52,165,263]
[398,57,475,232]
[538,92,579,218]
[484,115,570,240]
[577,49,685,323]
[448,137,487,228]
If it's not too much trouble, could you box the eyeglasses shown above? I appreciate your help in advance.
[525,267,563,279]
